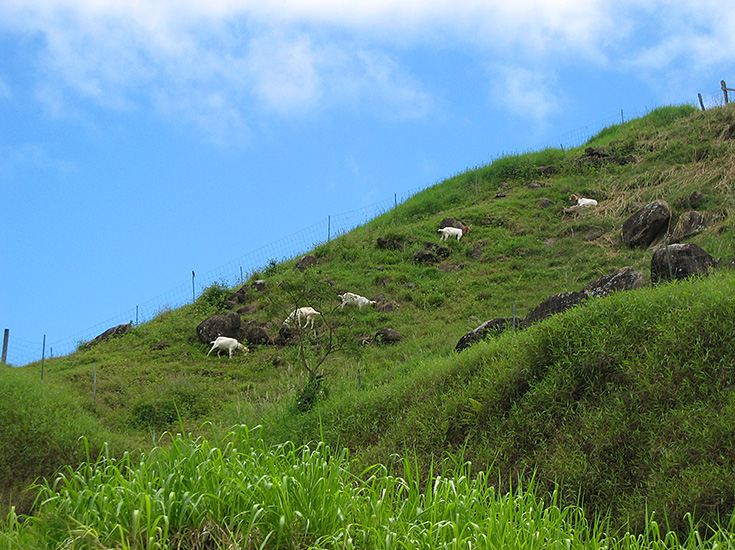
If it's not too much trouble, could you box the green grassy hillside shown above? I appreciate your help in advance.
[4,103,735,534]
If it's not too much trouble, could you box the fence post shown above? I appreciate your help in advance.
[394,193,398,224]
[698,93,706,111]
[722,80,730,104]
[41,334,46,380]
[1,329,8,364]
[191,271,196,302]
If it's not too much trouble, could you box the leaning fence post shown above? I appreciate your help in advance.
[723,81,730,104]
[1,329,8,364]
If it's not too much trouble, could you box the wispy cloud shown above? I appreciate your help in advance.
[491,65,561,123]
[3,0,735,138]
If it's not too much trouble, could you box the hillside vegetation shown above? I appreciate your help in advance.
[4,103,735,541]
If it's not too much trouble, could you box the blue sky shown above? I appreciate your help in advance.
[2,0,734,365]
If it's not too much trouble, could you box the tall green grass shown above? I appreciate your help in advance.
[4,425,735,549]
[5,103,735,544]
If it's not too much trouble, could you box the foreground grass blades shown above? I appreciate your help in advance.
[6,425,735,550]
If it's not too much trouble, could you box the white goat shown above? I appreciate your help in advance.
[569,193,598,207]
[338,292,376,309]
[207,336,248,358]
[438,226,468,241]
[284,306,321,329]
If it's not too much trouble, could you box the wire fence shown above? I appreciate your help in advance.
[4,92,726,367]
[2,187,426,366]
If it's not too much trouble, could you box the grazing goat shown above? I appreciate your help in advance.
[569,193,598,207]
[437,225,468,241]
[207,336,248,358]
[338,292,376,309]
[284,307,321,329]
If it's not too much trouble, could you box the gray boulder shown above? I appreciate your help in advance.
[622,200,671,248]
[196,311,241,345]
[455,318,514,352]
[89,323,131,345]
[524,291,588,327]
[414,249,437,263]
[244,326,273,346]
[294,255,317,271]
[375,328,401,344]
[583,267,646,298]
[651,243,716,283]
[671,211,710,242]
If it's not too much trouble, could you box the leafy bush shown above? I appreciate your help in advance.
[194,281,231,313]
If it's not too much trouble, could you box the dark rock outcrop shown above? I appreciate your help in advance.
[89,323,131,345]
[237,304,259,315]
[671,211,710,242]
[227,285,251,305]
[377,301,400,313]
[438,217,468,230]
[243,326,273,346]
[455,318,514,352]
[414,248,437,263]
[651,243,717,283]
[622,200,672,248]
[294,255,317,271]
[196,312,241,345]
[539,198,554,209]
[251,279,269,292]
[524,291,588,327]
[583,267,646,298]
[377,236,404,251]
[375,328,401,344]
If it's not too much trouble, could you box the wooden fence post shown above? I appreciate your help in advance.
[1,329,8,364]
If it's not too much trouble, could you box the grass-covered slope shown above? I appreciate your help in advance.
[4,103,735,531]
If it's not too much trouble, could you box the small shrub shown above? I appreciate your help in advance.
[196,282,231,310]
[296,374,327,413]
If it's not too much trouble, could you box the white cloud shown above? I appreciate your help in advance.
[3,0,735,138]
[245,31,322,115]
[491,65,561,123]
